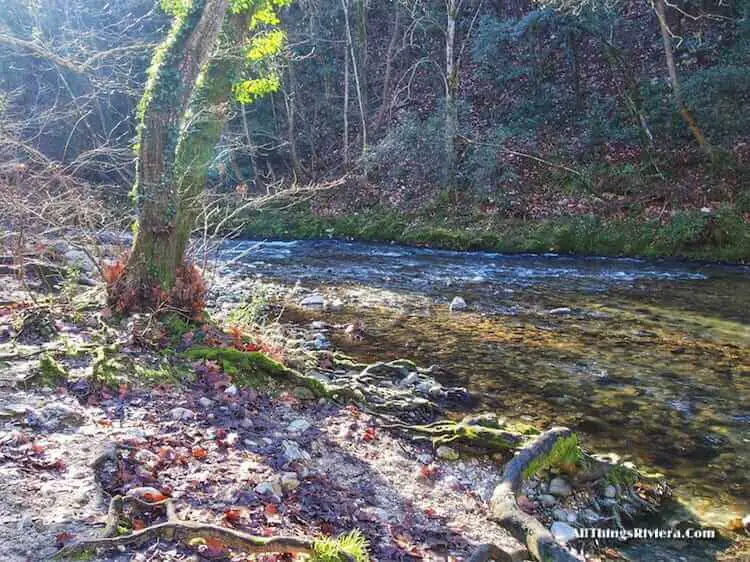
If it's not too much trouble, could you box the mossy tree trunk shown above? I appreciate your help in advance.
[121,0,230,301]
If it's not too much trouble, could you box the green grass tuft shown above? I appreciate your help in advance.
[522,434,581,479]
[312,530,370,562]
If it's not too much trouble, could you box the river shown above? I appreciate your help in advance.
[218,239,750,548]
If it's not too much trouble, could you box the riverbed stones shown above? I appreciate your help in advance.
[449,296,467,312]
[436,445,459,461]
[548,477,572,497]
[550,521,577,544]
[604,484,617,498]
[198,397,214,409]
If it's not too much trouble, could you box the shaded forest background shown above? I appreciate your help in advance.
[1,0,749,259]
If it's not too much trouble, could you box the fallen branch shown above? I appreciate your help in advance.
[489,427,582,562]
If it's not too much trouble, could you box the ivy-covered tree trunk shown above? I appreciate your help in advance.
[118,0,230,305]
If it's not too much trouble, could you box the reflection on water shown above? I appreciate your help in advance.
[220,239,750,533]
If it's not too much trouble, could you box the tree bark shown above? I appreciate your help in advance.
[118,0,230,300]
[444,0,459,188]
[342,0,367,157]
[653,0,711,154]
[374,6,400,131]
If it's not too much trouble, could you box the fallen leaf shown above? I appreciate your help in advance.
[224,509,242,524]
[191,446,208,460]
[55,532,75,547]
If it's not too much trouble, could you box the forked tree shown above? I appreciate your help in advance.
[108,0,289,314]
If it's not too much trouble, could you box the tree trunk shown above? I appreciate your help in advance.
[653,0,711,154]
[342,0,367,157]
[374,6,400,131]
[285,61,303,179]
[343,42,350,169]
[444,0,458,189]
[117,0,230,303]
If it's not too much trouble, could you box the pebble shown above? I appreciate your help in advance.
[449,296,467,312]
[255,479,282,497]
[604,484,617,498]
[287,418,312,434]
[329,298,344,311]
[548,477,572,497]
[436,445,459,461]
[225,384,239,397]
[198,397,214,408]
[517,495,536,514]
[281,440,311,463]
[170,407,195,421]
[293,386,316,401]
[550,521,577,544]
[300,294,325,308]
[539,494,557,507]
[549,307,572,315]
[281,472,300,492]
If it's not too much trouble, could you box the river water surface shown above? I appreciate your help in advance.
[220,239,750,538]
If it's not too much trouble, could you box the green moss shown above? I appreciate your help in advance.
[312,530,369,562]
[37,354,68,386]
[522,434,581,479]
[184,346,288,387]
[605,463,639,487]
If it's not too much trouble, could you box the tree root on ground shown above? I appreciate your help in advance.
[53,495,353,561]
[489,427,582,562]
[384,413,525,453]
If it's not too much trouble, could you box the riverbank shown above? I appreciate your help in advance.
[241,201,750,263]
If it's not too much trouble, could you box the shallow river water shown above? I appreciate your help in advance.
[220,239,750,542]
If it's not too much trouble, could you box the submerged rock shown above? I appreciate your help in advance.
[449,296,467,312]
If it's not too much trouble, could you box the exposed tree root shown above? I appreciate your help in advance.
[384,413,525,453]
[53,495,354,561]
[489,427,582,562]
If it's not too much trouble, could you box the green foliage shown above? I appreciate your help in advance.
[311,530,369,562]
[522,434,581,479]
[234,74,281,103]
